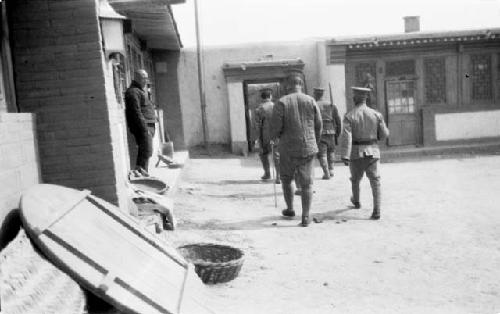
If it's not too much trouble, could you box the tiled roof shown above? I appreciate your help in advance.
[328,27,500,49]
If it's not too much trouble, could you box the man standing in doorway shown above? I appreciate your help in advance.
[340,87,389,220]
[313,87,341,180]
[125,69,157,176]
[271,75,322,227]
[255,88,280,183]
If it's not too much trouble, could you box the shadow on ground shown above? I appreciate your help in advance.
[178,207,373,231]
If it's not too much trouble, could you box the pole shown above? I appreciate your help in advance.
[194,0,209,150]
[271,144,277,208]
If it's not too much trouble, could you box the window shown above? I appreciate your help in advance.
[355,62,377,107]
[386,59,415,77]
[387,80,416,114]
[471,54,492,100]
[424,58,446,104]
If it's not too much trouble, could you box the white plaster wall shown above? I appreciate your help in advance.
[435,110,500,141]
[226,81,246,142]
[316,42,346,117]
[178,40,320,147]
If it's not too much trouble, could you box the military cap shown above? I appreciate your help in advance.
[313,87,325,92]
[351,86,371,97]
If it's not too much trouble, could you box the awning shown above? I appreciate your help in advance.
[108,0,183,50]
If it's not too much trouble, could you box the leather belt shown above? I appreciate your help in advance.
[353,139,377,145]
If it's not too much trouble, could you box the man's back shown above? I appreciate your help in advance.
[272,92,322,157]
[255,100,274,143]
[341,103,389,160]
[317,100,341,135]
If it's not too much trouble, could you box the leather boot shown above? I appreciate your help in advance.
[281,181,294,217]
[370,178,381,220]
[300,185,312,227]
[259,154,270,180]
[350,179,361,209]
[274,155,281,184]
[319,157,330,180]
[327,152,335,177]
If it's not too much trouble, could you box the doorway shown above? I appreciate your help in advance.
[243,80,283,152]
[385,80,418,146]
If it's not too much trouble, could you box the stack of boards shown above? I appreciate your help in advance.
[20,184,216,314]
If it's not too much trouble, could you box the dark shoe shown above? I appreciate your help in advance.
[350,197,361,209]
[261,173,271,180]
[282,209,296,217]
[275,178,281,184]
[370,209,380,220]
[137,167,150,177]
[370,213,380,220]
[322,173,330,180]
[300,216,310,227]
[294,189,302,196]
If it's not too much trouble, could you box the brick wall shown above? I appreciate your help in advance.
[0,113,40,224]
[8,0,127,207]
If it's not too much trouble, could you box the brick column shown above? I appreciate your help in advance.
[9,0,128,208]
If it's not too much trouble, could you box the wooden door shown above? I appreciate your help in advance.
[385,80,417,146]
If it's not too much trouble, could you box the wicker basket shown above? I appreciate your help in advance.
[0,228,86,314]
[177,243,244,284]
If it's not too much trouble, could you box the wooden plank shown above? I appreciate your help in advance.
[21,184,216,314]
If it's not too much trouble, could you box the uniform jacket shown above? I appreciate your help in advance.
[271,92,322,158]
[340,102,389,160]
[317,100,341,135]
[125,81,157,135]
[254,100,275,144]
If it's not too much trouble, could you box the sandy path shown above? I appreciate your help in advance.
[164,155,500,314]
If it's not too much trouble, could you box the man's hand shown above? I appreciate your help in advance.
[342,158,349,166]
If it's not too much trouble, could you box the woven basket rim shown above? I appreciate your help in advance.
[177,243,244,267]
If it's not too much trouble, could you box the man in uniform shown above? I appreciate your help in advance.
[271,75,322,227]
[340,87,389,220]
[313,87,341,179]
[125,69,157,176]
[255,88,280,183]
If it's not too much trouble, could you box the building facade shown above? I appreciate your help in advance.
[0,0,184,230]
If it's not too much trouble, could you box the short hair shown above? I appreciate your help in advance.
[134,69,148,81]
[261,89,272,99]
[288,74,304,87]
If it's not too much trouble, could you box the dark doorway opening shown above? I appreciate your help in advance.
[243,80,284,153]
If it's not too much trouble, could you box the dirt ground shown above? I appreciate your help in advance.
[163,154,500,314]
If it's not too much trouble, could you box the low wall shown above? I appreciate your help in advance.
[422,105,500,145]
[0,113,40,228]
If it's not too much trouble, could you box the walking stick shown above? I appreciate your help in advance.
[271,143,277,208]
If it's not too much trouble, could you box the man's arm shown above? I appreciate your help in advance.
[376,112,390,140]
[125,89,148,134]
[313,101,323,145]
[270,101,284,141]
[339,115,352,165]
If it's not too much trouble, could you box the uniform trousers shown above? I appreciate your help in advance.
[349,156,381,209]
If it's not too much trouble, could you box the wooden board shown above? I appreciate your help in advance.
[20,184,215,314]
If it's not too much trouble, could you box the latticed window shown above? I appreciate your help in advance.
[471,54,492,100]
[354,62,377,107]
[424,58,446,104]
[386,60,416,77]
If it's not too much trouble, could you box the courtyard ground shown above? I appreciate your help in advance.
[163,154,500,314]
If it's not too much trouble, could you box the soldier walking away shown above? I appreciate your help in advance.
[271,75,322,227]
[255,88,280,183]
[313,87,341,180]
[125,69,157,176]
[340,87,389,220]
